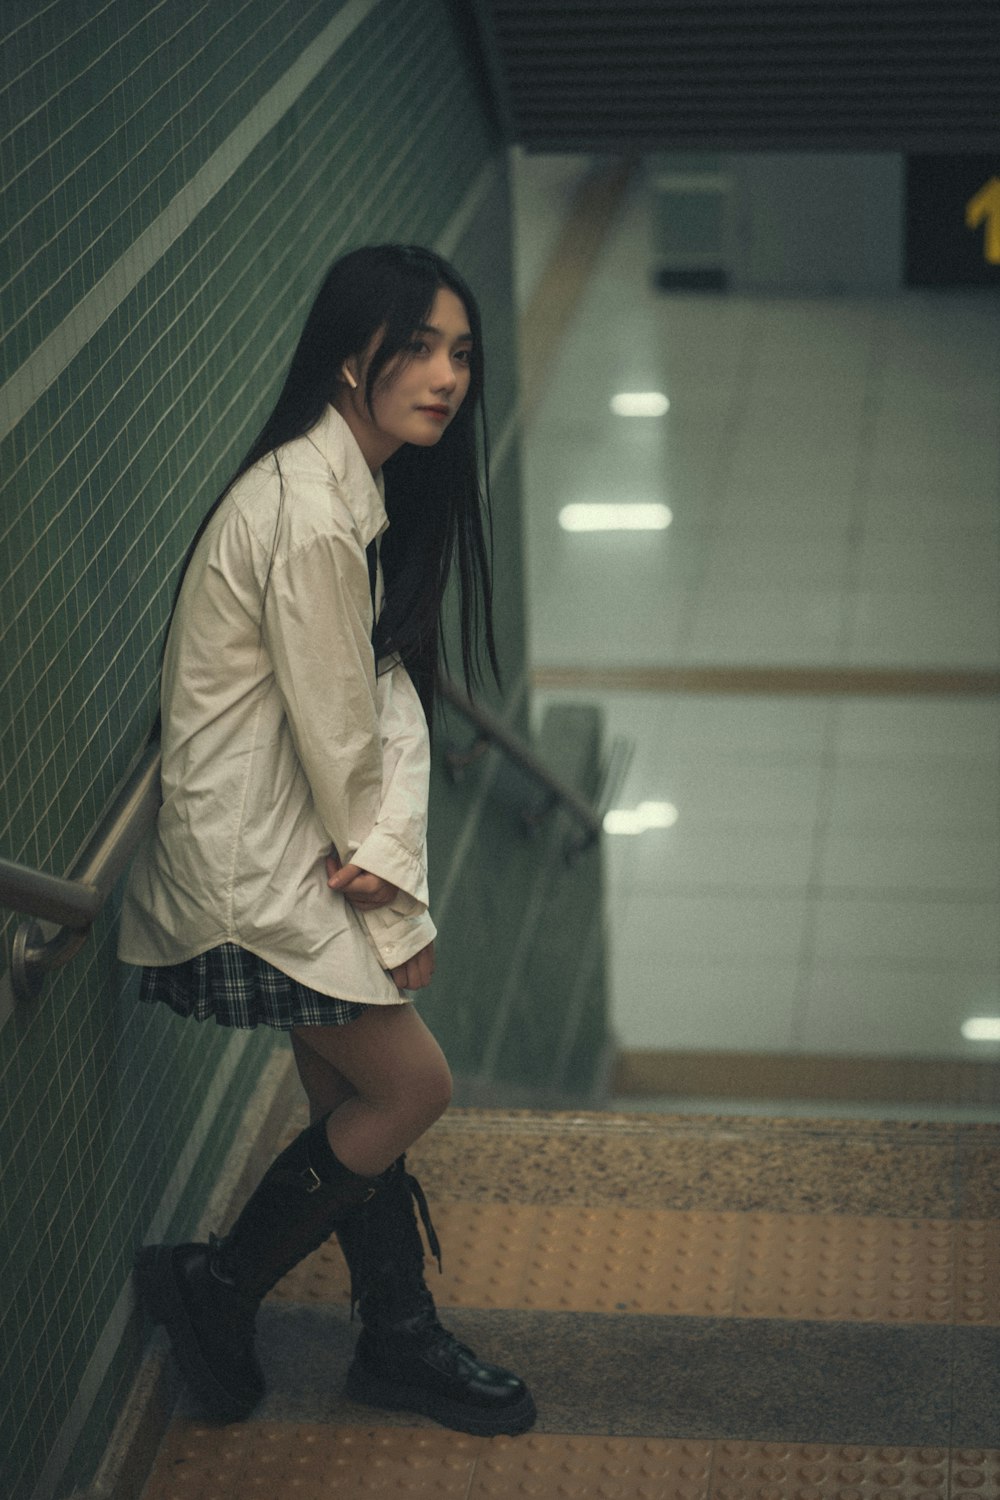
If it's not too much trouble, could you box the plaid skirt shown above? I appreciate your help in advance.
[139,943,366,1031]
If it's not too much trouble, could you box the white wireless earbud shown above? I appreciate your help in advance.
[342,365,358,390]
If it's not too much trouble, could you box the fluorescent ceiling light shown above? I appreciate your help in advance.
[961,1017,1000,1042]
[610,392,670,416]
[559,503,672,532]
[603,800,678,835]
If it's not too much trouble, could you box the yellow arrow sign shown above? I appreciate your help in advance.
[965,176,1000,264]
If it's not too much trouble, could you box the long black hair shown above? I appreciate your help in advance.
[167,244,499,725]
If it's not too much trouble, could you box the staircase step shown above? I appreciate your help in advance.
[139,1108,1000,1498]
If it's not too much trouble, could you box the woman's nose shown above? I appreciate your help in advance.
[431,355,458,392]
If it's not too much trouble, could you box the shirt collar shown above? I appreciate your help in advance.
[305,404,387,546]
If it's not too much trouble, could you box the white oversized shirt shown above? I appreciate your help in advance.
[118,405,436,1004]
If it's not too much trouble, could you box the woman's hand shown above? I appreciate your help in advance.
[326,854,399,910]
[390,940,435,992]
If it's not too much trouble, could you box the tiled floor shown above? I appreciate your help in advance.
[519,167,1000,1092]
[141,1108,1000,1499]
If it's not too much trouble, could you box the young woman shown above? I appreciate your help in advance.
[119,244,536,1436]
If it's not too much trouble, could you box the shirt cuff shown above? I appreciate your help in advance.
[350,826,429,907]
[362,905,437,970]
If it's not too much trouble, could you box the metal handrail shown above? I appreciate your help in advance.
[439,676,609,856]
[2,743,162,1003]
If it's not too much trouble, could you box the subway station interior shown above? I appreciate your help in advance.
[2,3,999,1497]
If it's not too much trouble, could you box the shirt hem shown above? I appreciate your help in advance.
[119,937,408,1007]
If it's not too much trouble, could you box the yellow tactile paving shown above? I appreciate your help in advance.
[739,1216,953,1324]
[268,1205,1000,1327]
[954,1223,1000,1324]
[736,1217,1000,1327]
[520,1206,741,1316]
[707,1442,1000,1498]
[141,1424,1000,1500]
[471,1433,713,1499]
[141,1423,480,1499]
[951,1452,1000,1500]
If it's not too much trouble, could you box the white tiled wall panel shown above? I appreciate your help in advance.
[520,171,1000,1080]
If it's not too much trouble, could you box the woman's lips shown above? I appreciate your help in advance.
[417,405,449,422]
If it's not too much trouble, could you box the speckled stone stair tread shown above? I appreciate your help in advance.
[398,1108,1000,1218]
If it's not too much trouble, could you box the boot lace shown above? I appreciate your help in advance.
[346,1157,443,1318]
[402,1164,442,1272]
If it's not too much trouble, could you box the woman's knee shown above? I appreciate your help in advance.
[382,1004,452,1116]
[419,1052,453,1122]
[296,1004,451,1129]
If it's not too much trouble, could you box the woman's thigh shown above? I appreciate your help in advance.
[291,1002,452,1113]
[290,1029,355,1120]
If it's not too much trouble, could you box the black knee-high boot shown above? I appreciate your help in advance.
[336,1158,537,1436]
[135,1116,382,1421]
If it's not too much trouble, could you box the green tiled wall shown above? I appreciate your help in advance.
[0,4,606,1497]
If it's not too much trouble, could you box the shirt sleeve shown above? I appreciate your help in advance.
[261,518,435,971]
[355,661,431,901]
[262,523,386,873]
[357,661,438,969]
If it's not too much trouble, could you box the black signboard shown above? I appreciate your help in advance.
[906,155,1000,287]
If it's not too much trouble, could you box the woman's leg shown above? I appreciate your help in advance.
[137,1010,450,1424]
[138,1001,533,1434]
[291,1003,452,1178]
[290,1030,354,1124]
[307,1008,537,1435]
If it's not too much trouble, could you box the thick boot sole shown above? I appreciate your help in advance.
[134,1245,260,1423]
[345,1359,537,1437]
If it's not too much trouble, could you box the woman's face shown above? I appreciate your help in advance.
[339,286,474,472]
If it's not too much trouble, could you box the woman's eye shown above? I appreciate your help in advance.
[454,348,472,365]
[408,340,430,356]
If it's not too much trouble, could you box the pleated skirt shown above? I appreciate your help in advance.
[139,942,366,1030]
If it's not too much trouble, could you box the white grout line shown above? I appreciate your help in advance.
[27,1027,259,1500]
[0,0,380,443]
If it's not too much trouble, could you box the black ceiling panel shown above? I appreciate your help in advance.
[470,1,1000,152]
